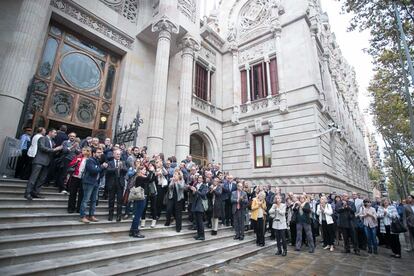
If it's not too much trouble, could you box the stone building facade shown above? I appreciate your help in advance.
[0,0,370,194]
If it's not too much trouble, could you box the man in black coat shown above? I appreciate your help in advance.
[25,129,62,200]
[336,193,360,255]
[105,149,127,222]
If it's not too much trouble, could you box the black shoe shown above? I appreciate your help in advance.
[176,229,181,233]
[196,236,205,241]
[239,236,244,240]
[234,236,240,240]
[68,210,75,214]
[211,230,217,236]
[373,248,378,255]
[24,195,33,201]
[368,248,372,254]
[165,223,170,226]
[226,222,230,226]
[116,216,121,222]
[129,230,145,238]
[282,251,287,256]
[341,250,351,254]
[108,215,113,221]
[194,235,200,239]
[31,194,44,199]
[309,249,315,253]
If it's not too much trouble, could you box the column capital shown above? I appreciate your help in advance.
[244,63,250,71]
[270,19,282,38]
[264,55,270,63]
[178,35,200,56]
[229,42,238,55]
[152,16,179,39]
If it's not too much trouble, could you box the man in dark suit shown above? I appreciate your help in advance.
[25,128,62,200]
[222,175,237,226]
[106,149,127,222]
[231,182,249,240]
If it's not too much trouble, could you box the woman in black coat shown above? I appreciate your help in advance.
[210,177,222,235]
[190,175,208,240]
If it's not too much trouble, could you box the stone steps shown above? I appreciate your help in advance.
[144,242,274,276]
[0,226,233,267]
[0,221,197,249]
[0,178,270,276]
[0,231,255,276]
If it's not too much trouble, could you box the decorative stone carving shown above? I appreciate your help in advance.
[178,0,196,23]
[99,0,138,23]
[239,94,280,115]
[51,0,134,49]
[231,105,240,125]
[237,0,272,41]
[227,22,237,43]
[178,35,201,55]
[199,44,216,65]
[238,39,276,64]
[192,96,216,116]
[279,92,288,113]
[254,118,263,132]
[152,16,179,39]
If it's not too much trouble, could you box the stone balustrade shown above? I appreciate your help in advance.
[191,95,217,117]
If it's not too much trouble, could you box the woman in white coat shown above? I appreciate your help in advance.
[317,196,335,251]
[269,195,287,256]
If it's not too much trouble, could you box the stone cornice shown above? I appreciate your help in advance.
[51,0,134,49]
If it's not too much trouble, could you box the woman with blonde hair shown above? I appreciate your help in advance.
[165,170,185,232]
[317,196,335,251]
[251,191,267,246]
[269,195,287,256]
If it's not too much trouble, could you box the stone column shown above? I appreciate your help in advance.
[175,35,200,161]
[230,44,241,106]
[271,22,284,94]
[264,55,272,96]
[206,65,212,102]
[147,17,178,155]
[0,0,50,152]
[245,64,251,102]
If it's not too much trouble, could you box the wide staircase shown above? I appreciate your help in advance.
[0,178,272,275]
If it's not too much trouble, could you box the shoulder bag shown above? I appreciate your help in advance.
[128,186,145,201]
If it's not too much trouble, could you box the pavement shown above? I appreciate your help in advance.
[203,241,414,276]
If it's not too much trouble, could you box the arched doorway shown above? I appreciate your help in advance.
[190,133,208,167]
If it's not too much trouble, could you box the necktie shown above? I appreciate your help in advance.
[116,160,119,168]
[237,191,240,210]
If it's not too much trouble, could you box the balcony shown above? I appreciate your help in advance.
[191,95,219,118]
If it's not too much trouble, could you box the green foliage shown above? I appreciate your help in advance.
[340,0,414,199]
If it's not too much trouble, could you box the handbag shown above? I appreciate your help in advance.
[391,217,407,233]
[128,186,145,201]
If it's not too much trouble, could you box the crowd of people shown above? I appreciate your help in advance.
[15,125,414,257]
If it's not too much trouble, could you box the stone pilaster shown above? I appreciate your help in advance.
[175,35,200,161]
[230,44,241,106]
[146,17,178,155]
[271,20,284,94]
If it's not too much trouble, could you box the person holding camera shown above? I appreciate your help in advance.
[165,171,185,232]
[336,193,359,255]
[269,195,287,256]
[294,195,315,253]
[251,191,267,246]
